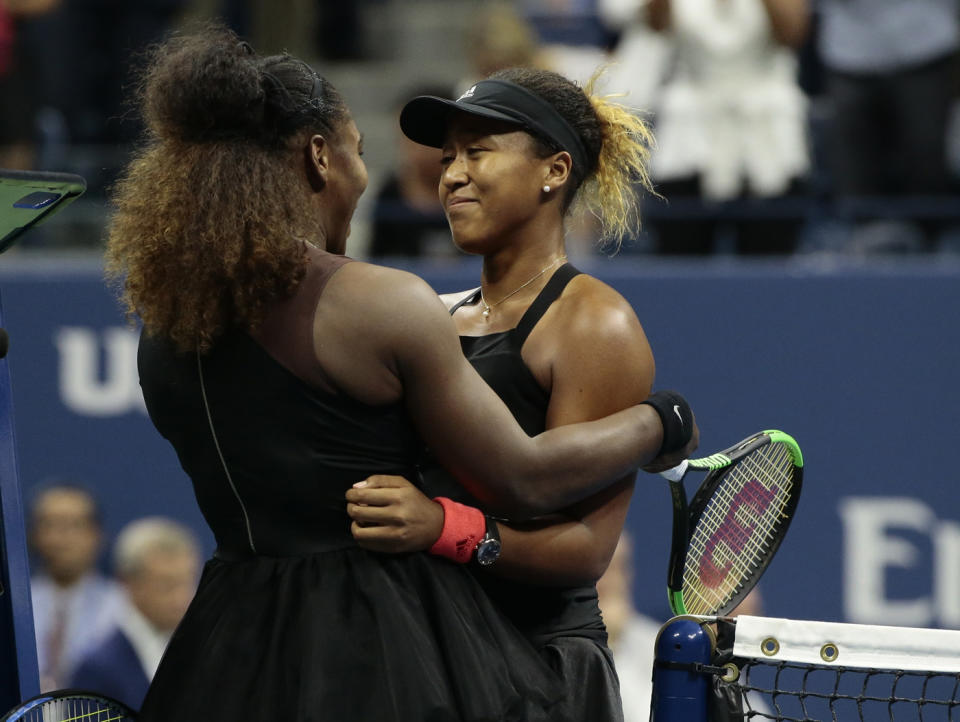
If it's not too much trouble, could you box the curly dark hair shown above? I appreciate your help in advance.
[490,66,654,247]
[105,25,350,352]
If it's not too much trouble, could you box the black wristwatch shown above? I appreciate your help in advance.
[474,516,502,567]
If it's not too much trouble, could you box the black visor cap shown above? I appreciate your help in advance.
[400,95,524,149]
[399,79,588,172]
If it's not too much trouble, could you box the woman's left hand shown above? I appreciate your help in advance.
[346,475,444,553]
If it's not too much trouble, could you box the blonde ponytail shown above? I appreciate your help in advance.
[578,81,656,250]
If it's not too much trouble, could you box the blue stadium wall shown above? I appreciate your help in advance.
[2,255,958,629]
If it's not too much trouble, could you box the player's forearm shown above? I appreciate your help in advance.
[484,518,611,586]
[506,403,662,517]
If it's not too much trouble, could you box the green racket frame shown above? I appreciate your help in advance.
[664,430,803,616]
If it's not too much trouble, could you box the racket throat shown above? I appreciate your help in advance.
[669,588,688,615]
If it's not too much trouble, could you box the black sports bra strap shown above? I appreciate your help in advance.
[515,263,581,344]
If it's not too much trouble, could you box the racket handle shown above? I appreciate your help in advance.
[660,460,688,482]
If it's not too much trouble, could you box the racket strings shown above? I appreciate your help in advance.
[684,457,790,606]
[684,446,793,609]
[682,443,796,614]
[12,698,130,722]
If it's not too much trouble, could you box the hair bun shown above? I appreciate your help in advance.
[143,28,267,141]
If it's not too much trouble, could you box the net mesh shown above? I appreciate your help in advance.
[736,659,960,721]
[722,616,960,722]
[683,442,796,615]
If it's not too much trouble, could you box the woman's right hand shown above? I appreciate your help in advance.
[346,475,445,553]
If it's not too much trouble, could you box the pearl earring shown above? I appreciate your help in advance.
[543,185,551,193]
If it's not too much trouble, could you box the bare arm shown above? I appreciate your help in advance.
[351,478,635,586]
[760,0,810,48]
[323,263,675,518]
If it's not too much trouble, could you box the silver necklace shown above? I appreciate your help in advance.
[479,256,567,319]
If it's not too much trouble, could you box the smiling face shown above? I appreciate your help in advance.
[439,114,555,255]
[319,117,368,255]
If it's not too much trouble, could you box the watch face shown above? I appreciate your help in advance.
[476,538,502,566]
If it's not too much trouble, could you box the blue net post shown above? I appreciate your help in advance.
[0,293,40,711]
[650,617,713,721]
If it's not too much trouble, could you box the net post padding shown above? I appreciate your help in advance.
[733,615,960,674]
[651,616,715,721]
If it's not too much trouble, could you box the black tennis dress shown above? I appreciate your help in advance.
[422,263,626,722]
[135,249,564,721]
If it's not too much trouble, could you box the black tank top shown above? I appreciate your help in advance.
[420,264,607,645]
[138,253,421,558]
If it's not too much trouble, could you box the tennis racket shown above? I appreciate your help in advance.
[1,690,136,721]
[661,429,803,616]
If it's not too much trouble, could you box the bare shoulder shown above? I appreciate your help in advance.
[325,260,444,313]
[318,260,457,357]
[535,272,655,420]
[553,273,648,344]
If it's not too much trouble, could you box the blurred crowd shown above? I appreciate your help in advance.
[26,482,200,710]
[2,0,959,256]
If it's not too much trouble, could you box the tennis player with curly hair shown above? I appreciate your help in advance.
[346,67,670,721]
[105,26,696,722]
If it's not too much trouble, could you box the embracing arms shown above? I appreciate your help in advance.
[346,275,696,583]
[320,263,695,518]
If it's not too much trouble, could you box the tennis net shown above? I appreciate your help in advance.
[651,615,960,721]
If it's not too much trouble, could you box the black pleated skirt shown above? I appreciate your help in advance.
[138,549,564,721]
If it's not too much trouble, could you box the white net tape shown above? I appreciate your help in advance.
[734,616,960,675]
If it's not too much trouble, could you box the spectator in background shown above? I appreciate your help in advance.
[0,0,61,170]
[28,482,124,690]
[315,0,369,61]
[818,0,959,252]
[368,84,454,258]
[597,0,673,111]
[462,1,540,90]
[21,0,188,193]
[70,517,201,711]
[643,0,812,255]
[517,0,618,84]
[596,531,662,722]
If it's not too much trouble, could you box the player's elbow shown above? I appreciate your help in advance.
[583,552,614,584]
[481,484,542,519]
[471,471,551,519]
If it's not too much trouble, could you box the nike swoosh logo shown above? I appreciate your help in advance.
[673,405,684,426]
